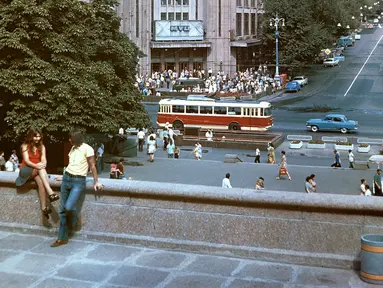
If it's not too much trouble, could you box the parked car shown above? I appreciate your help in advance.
[285,81,301,92]
[306,114,358,134]
[293,76,308,86]
[323,58,339,67]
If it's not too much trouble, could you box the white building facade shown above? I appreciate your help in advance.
[117,0,264,76]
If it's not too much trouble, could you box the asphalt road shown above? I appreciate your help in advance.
[144,27,383,138]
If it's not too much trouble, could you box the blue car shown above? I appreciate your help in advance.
[306,114,358,134]
[285,81,301,92]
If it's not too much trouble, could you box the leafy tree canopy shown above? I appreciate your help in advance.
[0,0,150,141]
[262,0,371,67]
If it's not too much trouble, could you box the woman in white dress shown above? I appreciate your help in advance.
[147,135,157,162]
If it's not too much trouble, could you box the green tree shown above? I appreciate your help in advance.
[262,0,368,69]
[0,0,150,140]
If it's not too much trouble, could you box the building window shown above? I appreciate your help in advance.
[168,13,174,20]
[183,0,189,5]
[218,0,222,36]
[161,0,167,5]
[244,0,249,8]
[196,0,198,19]
[183,12,189,20]
[251,13,256,34]
[136,0,139,38]
[251,0,256,7]
[244,13,249,35]
[161,12,167,20]
[236,0,242,7]
[176,0,181,5]
[236,13,242,36]
[176,12,182,20]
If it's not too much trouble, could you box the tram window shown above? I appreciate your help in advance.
[214,106,227,115]
[186,105,198,114]
[259,109,264,116]
[200,106,213,114]
[228,107,241,115]
[172,105,185,113]
[264,108,271,116]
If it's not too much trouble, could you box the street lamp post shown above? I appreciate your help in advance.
[269,15,285,81]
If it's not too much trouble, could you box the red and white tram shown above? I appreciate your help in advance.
[157,96,273,131]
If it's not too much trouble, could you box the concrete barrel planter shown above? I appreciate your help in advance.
[357,145,371,153]
[334,144,354,151]
[289,141,303,149]
[307,143,326,149]
[360,234,383,284]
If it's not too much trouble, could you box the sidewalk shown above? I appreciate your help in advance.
[0,230,373,288]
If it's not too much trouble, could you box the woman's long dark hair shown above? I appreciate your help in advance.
[22,127,43,154]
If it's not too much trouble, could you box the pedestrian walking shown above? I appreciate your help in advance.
[276,151,291,180]
[162,128,169,151]
[309,174,317,192]
[331,149,341,168]
[174,146,180,159]
[96,143,104,174]
[197,143,202,160]
[348,149,355,169]
[168,127,175,143]
[137,128,145,152]
[360,179,367,196]
[267,143,276,164]
[51,129,103,247]
[167,139,175,158]
[15,127,59,219]
[305,176,313,193]
[254,147,260,163]
[222,173,232,188]
[147,135,157,162]
[255,177,264,190]
[0,151,5,171]
[193,144,200,160]
[373,169,382,196]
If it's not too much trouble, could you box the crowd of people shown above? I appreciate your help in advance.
[135,64,282,96]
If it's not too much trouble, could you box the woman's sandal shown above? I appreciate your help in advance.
[42,207,52,219]
[50,239,68,247]
[48,193,59,203]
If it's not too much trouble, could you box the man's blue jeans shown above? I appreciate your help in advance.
[58,174,86,240]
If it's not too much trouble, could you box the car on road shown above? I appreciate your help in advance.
[306,114,358,134]
[293,76,308,86]
[323,58,339,67]
[285,81,301,92]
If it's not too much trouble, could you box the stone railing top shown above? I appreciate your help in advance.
[1,172,382,213]
[287,135,312,141]
[322,136,348,143]
[357,138,383,145]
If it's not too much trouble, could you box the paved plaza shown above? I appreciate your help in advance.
[0,231,378,288]
[100,139,381,195]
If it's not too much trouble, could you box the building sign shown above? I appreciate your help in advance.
[154,20,204,41]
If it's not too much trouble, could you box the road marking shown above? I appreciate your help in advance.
[344,34,383,97]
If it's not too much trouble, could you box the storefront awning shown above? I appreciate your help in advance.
[150,41,212,49]
[230,39,262,47]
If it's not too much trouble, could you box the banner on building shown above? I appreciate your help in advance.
[154,20,204,41]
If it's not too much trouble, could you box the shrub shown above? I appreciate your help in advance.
[359,143,369,148]
[336,141,352,145]
[291,140,302,144]
[308,140,324,144]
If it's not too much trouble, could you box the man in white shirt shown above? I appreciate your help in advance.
[205,130,213,141]
[222,173,232,188]
[5,157,14,172]
[348,149,355,169]
[51,129,103,248]
[168,127,174,142]
[137,128,145,152]
[254,148,260,163]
